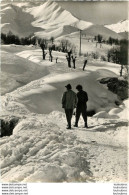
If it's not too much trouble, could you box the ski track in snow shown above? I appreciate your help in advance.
[1,46,129,183]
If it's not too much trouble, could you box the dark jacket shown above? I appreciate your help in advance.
[77,90,88,108]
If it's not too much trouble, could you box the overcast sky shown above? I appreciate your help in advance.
[58,1,128,25]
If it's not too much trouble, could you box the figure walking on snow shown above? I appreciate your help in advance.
[62,84,77,129]
[74,85,88,128]
[83,57,88,71]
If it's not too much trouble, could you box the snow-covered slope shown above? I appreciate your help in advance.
[56,25,123,42]
[35,25,79,39]
[26,1,92,31]
[1,1,92,38]
[1,46,121,115]
[1,4,42,37]
[1,107,128,182]
[82,25,122,39]
[105,20,129,33]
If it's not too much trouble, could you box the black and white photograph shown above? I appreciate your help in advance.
[0,0,129,189]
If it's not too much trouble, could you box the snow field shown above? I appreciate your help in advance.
[8,48,120,114]
[0,112,92,182]
[2,48,126,118]
[0,110,128,182]
[1,45,128,183]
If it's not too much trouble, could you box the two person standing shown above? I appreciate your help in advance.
[62,84,88,129]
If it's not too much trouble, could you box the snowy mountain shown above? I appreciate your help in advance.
[105,19,129,33]
[1,1,93,39]
[1,1,127,40]
[1,3,42,37]
[26,1,93,32]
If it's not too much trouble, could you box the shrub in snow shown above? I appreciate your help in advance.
[101,55,107,61]
[99,77,128,100]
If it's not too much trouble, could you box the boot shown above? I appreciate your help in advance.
[66,126,71,129]
[84,123,88,128]
[74,123,78,127]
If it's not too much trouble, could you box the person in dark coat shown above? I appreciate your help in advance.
[83,57,88,71]
[74,85,88,128]
[62,84,77,129]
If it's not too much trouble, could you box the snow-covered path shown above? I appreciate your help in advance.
[74,121,128,182]
[50,113,128,182]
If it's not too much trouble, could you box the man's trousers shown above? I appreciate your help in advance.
[75,106,87,126]
[65,109,73,128]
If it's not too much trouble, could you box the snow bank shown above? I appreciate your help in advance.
[93,111,119,119]
[93,98,129,121]
[0,111,91,182]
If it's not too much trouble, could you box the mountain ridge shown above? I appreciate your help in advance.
[1,2,127,40]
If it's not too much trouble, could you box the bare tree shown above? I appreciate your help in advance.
[40,39,47,60]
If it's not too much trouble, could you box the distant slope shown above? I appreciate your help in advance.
[118,32,129,39]
[57,25,122,40]
[105,20,129,33]
[82,25,122,39]
[35,25,79,39]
